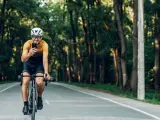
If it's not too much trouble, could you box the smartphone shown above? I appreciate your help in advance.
[32,43,37,48]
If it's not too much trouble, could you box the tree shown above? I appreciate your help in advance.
[113,0,127,88]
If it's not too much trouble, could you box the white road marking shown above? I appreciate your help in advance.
[55,83,160,120]
[45,99,50,105]
[0,116,151,120]
[0,83,19,93]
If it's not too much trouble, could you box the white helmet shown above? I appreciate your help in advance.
[31,27,43,36]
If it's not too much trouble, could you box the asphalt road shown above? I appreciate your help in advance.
[0,82,160,120]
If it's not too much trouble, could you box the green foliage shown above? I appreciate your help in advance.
[0,55,8,63]
[0,0,158,96]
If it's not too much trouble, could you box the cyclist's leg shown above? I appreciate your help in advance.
[35,64,44,110]
[35,73,44,96]
[22,62,31,114]
[35,63,44,96]
[22,72,30,102]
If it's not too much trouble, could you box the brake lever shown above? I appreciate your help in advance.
[45,73,48,86]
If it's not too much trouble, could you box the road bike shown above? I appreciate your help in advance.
[19,73,49,120]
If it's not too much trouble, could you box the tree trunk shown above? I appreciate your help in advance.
[80,59,84,82]
[111,48,119,85]
[130,0,138,92]
[100,57,105,83]
[117,49,123,88]
[93,18,97,84]
[67,51,71,83]
[87,3,94,84]
[154,38,160,90]
[113,0,127,88]
[81,14,90,83]
[81,15,89,56]
[93,49,96,84]
[154,0,160,90]
[0,0,7,45]
[69,10,77,81]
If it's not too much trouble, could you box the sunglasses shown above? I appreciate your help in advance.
[32,36,42,39]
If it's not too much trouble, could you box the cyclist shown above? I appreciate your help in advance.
[21,27,51,114]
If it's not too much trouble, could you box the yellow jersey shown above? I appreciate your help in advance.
[22,40,48,64]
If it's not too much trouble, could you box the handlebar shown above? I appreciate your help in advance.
[18,73,52,86]
[22,73,47,78]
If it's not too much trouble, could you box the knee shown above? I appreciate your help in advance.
[22,80,29,88]
[36,79,44,86]
[36,73,44,86]
[22,72,30,86]
[22,80,29,86]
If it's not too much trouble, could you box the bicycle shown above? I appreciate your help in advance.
[19,73,49,120]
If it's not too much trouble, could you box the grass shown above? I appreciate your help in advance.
[145,89,160,104]
[64,82,160,105]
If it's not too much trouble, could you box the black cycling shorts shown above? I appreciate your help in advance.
[22,62,44,75]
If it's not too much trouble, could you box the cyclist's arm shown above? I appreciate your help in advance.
[43,43,49,74]
[21,42,32,62]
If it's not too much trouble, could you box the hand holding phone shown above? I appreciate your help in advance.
[28,43,38,56]
[32,43,37,48]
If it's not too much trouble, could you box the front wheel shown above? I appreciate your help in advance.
[31,88,36,120]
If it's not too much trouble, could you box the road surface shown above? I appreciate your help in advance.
[0,82,160,120]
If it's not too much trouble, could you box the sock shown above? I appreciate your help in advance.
[24,101,28,106]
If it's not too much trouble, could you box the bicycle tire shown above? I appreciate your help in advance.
[31,88,36,120]
[29,89,33,114]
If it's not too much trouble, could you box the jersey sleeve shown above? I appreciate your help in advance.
[22,41,30,55]
[43,42,48,56]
